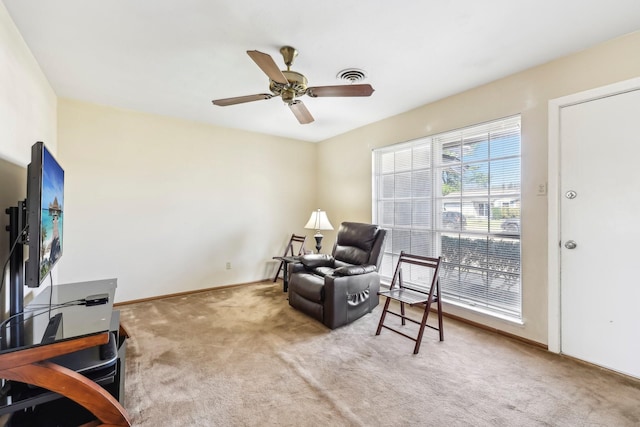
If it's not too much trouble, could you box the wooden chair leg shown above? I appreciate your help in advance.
[413,300,433,354]
[272,261,284,282]
[437,283,444,341]
[376,297,392,335]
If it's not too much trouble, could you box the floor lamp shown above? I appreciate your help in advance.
[304,209,334,253]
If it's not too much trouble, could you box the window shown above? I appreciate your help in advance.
[373,116,522,320]
[476,202,489,217]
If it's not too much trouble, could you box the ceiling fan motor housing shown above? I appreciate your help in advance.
[270,70,308,103]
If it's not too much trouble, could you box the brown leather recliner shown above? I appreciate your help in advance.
[287,222,387,329]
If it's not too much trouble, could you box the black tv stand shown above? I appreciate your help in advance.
[4,200,27,349]
[0,280,130,426]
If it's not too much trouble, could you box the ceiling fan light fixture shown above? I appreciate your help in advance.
[336,68,367,84]
[281,89,296,104]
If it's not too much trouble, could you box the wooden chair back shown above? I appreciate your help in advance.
[285,234,307,257]
[272,234,308,283]
[375,251,443,354]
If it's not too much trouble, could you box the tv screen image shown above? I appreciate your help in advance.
[25,142,64,287]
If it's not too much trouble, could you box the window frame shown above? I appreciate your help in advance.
[372,115,522,321]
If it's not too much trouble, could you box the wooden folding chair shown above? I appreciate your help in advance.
[272,234,307,282]
[375,251,443,354]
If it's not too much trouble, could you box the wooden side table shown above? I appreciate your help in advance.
[272,255,301,292]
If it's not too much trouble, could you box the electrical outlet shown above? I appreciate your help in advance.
[537,183,547,196]
[226,262,231,270]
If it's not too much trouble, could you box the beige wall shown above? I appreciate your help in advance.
[0,3,57,305]
[0,157,26,270]
[0,4,57,167]
[316,31,640,344]
[57,99,317,302]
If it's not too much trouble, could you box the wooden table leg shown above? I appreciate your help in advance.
[0,361,130,426]
[283,260,289,292]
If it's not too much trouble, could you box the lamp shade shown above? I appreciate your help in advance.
[304,209,334,231]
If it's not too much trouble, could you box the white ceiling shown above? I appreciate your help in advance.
[3,1,640,143]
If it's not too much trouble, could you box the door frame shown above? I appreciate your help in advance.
[547,76,640,353]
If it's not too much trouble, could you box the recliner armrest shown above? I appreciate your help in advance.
[288,262,306,275]
[333,264,377,276]
[300,254,334,269]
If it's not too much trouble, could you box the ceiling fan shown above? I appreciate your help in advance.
[211,46,375,124]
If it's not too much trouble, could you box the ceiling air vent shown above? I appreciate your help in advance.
[336,68,367,83]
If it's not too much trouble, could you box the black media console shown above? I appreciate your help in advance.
[0,279,129,426]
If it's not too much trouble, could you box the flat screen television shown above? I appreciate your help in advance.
[25,141,64,288]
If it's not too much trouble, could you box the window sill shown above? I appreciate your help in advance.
[379,282,524,326]
[443,299,524,326]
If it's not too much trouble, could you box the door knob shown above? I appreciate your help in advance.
[564,240,577,249]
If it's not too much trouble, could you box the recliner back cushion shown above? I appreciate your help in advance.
[333,222,379,265]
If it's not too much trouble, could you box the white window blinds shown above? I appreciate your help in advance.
[373,115,522,320]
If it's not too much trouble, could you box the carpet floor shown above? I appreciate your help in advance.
[118,281,640,426]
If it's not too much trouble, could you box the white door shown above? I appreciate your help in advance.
[560,88,640,378]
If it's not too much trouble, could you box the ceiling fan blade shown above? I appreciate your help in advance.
[289,100,314,124]
[212,94,273,106]
[307,84,375,98]
[247,50,289,85]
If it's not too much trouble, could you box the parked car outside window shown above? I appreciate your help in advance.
[501,218,520,233]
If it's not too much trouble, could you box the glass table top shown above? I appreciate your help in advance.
[0,278,117,353]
